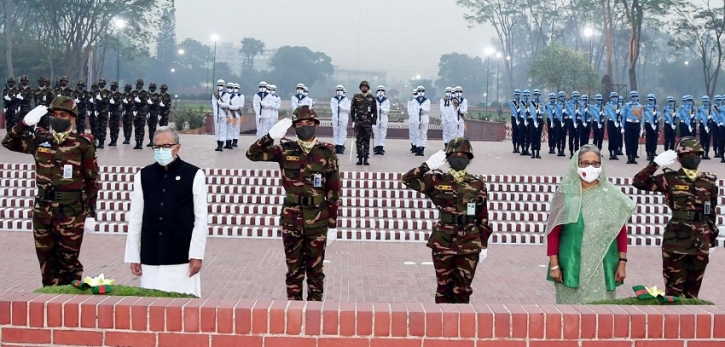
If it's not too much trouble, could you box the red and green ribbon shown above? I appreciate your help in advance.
[71,280,113,295]
[632,285,680,304]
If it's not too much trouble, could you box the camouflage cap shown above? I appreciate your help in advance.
[111,81,118,86]
[359,80,370,88]
[676,136,703,155]
[136,78,144,85]
[149,83,157,88]
[98,78,106,84]
[445,137,474,159]
[161,84,168,89]
[7,76,14,82]
[20,75,28,81]
[49,96,79,117]
[60,76,68,82]
[77,79,86,85]
[291,105,320,125]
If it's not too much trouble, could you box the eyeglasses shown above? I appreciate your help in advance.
[578,161,601,168]
[152,143,178,150]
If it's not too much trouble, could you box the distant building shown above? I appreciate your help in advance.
[215,42,276,75]
[332,67,388,88]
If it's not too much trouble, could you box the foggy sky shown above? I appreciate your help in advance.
[175,0,496,79]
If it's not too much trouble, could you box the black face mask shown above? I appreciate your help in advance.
[295,125,316,140]
[448,157,470,171]
[50,117,71,132]
[680,156,701,170]
[111,85,117,91]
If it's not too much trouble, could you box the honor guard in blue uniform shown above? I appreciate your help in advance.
[545,92,558,154]
[622,90,643,164]
[579,94,591,146]
[688,95,698,138]
[509,89,522,153]
[643,94,659,161]
[678,95,692,137]
[527,89,543,158]
[519,90,532,156]
[556,91,569,156]
[590,94,605,150]
[663,96,677,151]
[618,95,626,156]
[714,95,725,161]
[564,91,582,157]
[605,92,621,160]
[696,95,713,159]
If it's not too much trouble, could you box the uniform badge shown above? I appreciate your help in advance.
[704,201,711,215]
[313,173,322,187]
[39,141,52,148]
[37,147,51,153]
[436,185,452,191]
[63,164,73,179]
[674,185,690,191]
[287,156,300,161]
[466,202,476,216]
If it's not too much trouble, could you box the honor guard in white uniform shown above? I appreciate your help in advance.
[230,83,244,147]
[374,85,390,155]
[211,79,230,152]
[408,88,419,153]
[440,86,457,148]
[330,85,351,154]
[454,86,468,138]
[411,86,431,156]
[291,83,313,111]
[253,81,275,139]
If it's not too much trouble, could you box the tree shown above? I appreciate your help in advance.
[156,2,177,70]
[240,37,265,72]
[528,43,599,92]
[670,1,725,96]
[269,46,332,97]
[410,79,437,100]
[435,53,486,98]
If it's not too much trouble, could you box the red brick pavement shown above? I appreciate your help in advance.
[0,231,722,304]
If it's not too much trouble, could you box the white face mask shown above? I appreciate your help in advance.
[445,92,451,97]
[577,165,602,183]
[217,86,224,91]
[234,88,240,93]
[336,90,343,96]
[297,89,303,94]
[259,87,266,93]
[377,91,384,97]
[418,92,424,97]
[270,90,276,95]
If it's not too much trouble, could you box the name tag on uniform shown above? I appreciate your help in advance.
[37,147,51,153]
[313,174,322,188]
[436,185,452,191]
[674,185,690,191]
[466,202,476,216]
[63,164,72,179]
[287,156,300,161]
[705,201,711,215]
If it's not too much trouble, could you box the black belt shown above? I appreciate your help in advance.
[37,187,82,201]
[440,213,476,225]
[285,194,326,206]
[671,210,706,222]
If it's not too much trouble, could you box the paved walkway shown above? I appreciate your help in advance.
[0,231,723,303]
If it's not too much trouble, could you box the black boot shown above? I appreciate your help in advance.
[97,140,105,149]
[411,144,416,153]
[531,150,536,159]
[513,144,519,153]
[134,140,143,150]
[356,155,363,165]
[373,146,380,155]
[224,140,233,149]
[147,140,153,147]
[702,153,711,160]
[363,155,369,165]
[617,149,624,155]
[416,147,425,156]
[335,145,341,154]
[549,148,555,154]
[557,150,565,157]
[232,139,238,147]
[536,150,541,159]
[444,143,448,151]
[380,146,385,155]
[123,137,130,145]
[721,156,725,163]
[108,138,117,147]
[215,141,223,152]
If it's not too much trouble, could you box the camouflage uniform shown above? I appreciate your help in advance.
[159,85,172,127]
[3,77,19,129]
[93,79,112,148]
[350,80,378,165]
[2,96,99,286]
[133,79,150,149]
[108,81,123,146]
[122,84,135,144]
[632,137,719,298]
[246,106,341,301]
[53,76,73,99]
[402,138,493,303]
[16,76,34,128]
[87,84,99,140]
[72,81,88,134]
[147,83,160,146]
[34,77,53,129]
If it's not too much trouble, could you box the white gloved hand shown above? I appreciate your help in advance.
[88,98,94,104]
[147,99,152,105]
[94,111,99,117]
[160,102,165,108]
[598,124,603,129]
[672,124,676,130]
[621,127,625,134]
[424,150,447,170]
[122,98,128,104]
[268,118,293,140]
[3,95,10,101]
[705,127,710,133]
[133,111,138,117]
[689,126,693,133]
[640,130,644,138]
[84,218,97,234]
[109,98,115,105]
[480,249,488,261]
[74,98,80,103]
[23,105,48,126]
[134,96,141,103]
[95,94,102,101]
[574,122,578,129]
[651,124,656,131]
[16,94,23,100]
[654,150,678,167]
[326,228,336,247]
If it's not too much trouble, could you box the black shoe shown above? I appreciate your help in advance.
[356,157,363,165]
[410,144,416,153]
[147,140,153,147]
[721,157,725,163]
[549,149,555,154]
[520,150,528,156]
[363,157,369,165]
[513,146,520,154]
[617,150,624,155]
[702,154,711,160]
[416,147,425,156]
[134,140,143,150]
[335,145,342,154]
[123,137,130,144]
[444,144,448,151]
[557,152,565,157]
[215,141,223,152]
[380,147,385,155]
[536,151,542,159]
[232,139,238,147]
[97,140,105,149]
[612,155,619,160]
[108,139,117,147]
[224,140,233,149]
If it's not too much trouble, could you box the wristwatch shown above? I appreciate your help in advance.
[619,258,628,262]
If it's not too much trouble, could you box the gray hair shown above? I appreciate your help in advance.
[154,125,180,144]
[577,144,602,161]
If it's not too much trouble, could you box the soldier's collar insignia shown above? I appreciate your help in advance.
[436,185,453,190]
[39,141,52,148]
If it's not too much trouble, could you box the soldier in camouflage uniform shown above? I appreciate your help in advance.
[350,80,378,166]
[87,83,99,140]
[54,76,73,98]
[246,106,341,301]
[72,80,88,134]
[108,81,123,146]
[3,77,18,129]
[632,137,719,298]
[159,84,172,126]
[92,79,112,148]
[133,79,150,149]
[121,84,135,144]
[34,77,53,129]
[2,97,99,286]
[402,138,493,303]
[16,76,34,128]
[147,83,161,146]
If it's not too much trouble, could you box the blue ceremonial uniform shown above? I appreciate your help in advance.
[643,95,659,160]
[662,97,677,151]
[696,96,714,158]
[605,93,622,159]
[509,90,522,153]
[622,91,643,164]
[545,94,558,153]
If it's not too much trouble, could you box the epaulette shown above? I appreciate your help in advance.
[77,133,94,146]
[320,142,336,151]
[700,171,717,181]
[662,167,675,174]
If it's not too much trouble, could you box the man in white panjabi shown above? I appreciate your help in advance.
[124,126,208,297]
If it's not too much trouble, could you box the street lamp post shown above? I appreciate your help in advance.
[495,52,502,104]
[115,19,126,83]
[584,28,595,64]
[484,47,495,107]
[211,34,220,90]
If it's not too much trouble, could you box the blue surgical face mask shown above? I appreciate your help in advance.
[154,148,175,166]
[631,97,639,103]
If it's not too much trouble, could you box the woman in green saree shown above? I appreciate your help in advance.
[546,144,636,304]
